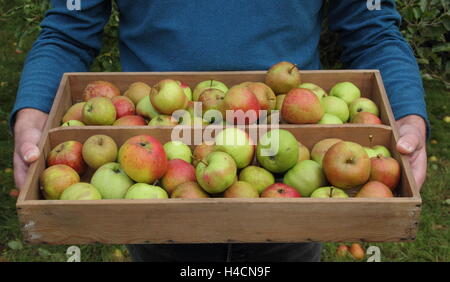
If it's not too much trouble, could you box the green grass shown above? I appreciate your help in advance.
[0,2,448,262]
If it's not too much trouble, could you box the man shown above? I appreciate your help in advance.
[12,1,428,262]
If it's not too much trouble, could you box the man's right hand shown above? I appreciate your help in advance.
[13,108,48,189]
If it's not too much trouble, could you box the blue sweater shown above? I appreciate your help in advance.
[12,0,428,127]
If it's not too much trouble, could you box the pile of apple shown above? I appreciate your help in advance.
[40,128,400,200]
[60,61,383,127]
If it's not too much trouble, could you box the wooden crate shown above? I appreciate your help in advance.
[16,71,421,245]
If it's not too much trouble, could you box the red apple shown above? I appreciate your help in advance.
[261,183,301,198]
[223,181,259,198]
[62,102,86,123]
[171,181,209,198]
[281,88,324,124]
[192,142,215,167]
[118,135,168,183]
[47,141,86,175]
[161,159,196,194]
[349,243,365,260]
[351,112,382,125]
[356,181,393,198]
[370,156,400,190]
[311,138,342,166]
[198,88,226,113]
[221,85,261,124]
[40,164,80,199]
[241,82,276,111]
[111,96,135,119]
[82,80,120,101]
[113,115,147,126]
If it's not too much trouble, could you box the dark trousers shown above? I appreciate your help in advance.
[127,243,322,262]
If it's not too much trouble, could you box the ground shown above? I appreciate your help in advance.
[0,3,448,262]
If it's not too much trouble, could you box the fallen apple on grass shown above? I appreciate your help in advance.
[82,134,118,170]
[47,140,86,175]
[90,162,134,199]
[40,164,80,200]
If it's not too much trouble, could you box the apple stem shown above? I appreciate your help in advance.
[289,64,297,73]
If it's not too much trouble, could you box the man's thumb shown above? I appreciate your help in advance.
[20,142,40,163]
[397,133,419,155]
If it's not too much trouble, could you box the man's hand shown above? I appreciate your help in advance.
[13,108,48,189]
[396,115,427,191]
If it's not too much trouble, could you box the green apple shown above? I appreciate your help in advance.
[82,134,118,169]
[223,181,259,198]
[330,82,361,105]
[193,80,228,101]
[82,97,116,125]
[349,98,379,119]
[319,113,343,124]
[364,147,378,158]
[61,120,85,127]
[299,83,327,101]
[372,145,391,158]
[322,96,350,122]
[164,141,192,163]
[275,94,286,110]
[136,95,159,119]
[148,115,178,126]
[310,187,349,198]
[150,79,187,115]
[178,81,193,101]
[265,61,301,94]
[60,182,102,200]
[256,129,298,173]
[195,151,237,194]
[125,183,169,199]
[283,160,327,197]
[239,166,275,194]
[40,164,80,200]
[311,138,342,166]
[91,162,134,199]
[214,128,254,169]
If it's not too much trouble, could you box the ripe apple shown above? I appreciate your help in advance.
[124,82,152,105]
[82,80,120,101]
[372,145,391,157]
[90,162,134,199]
[164,141,192,163]
[214,128,255,169]
[150,79,187,115]
[369,156,400,190]
[60,182,102,200]
[297,141,310,162]
[111,96,135,119]
[351,112,382,124]
[193,80,228,101]
[355,181,394,198]
[310,187,349,198]
[349,243,365,260]
[195,151,237,194]
[124,183,168,199]
[310,138,342,166]
[349,98,379,119]
[192,142,215,167]
[298,83,327,101]
[161,159,196,194]
[198,88,226,113]
[118,135,168,183]
[364,147,378,158]
[241,82,276,111]
[178,81,193,101]
[239,166,275,194]
[265,61,301,94]
[319,113,343,124]
[223,181,259,198]
[113,115,147,126]
[275,95,286,111]
[256,129,298,173]
[323,141,371,189]
[82,97,116,125]
[82,134,118,169]
[171,181,209,198]
[261,183,301,198]
[48,140,86,175]
[281,88,324,124]
[221,85,261,125]
[322,96,349,122]
[40,164,80,199]
[336,245,349,257]
[61,120,85,127]
[283,160,327,197]
[329,82,361,105]
[62,102,86,123]
[136,95,160,119]
[148,115,178,126]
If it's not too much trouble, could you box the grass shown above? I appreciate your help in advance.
[0,2,448,262]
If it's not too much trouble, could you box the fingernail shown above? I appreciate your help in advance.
[24,150,38,162]
[399,141,413,152]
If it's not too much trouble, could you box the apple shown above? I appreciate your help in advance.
[265,61,301,94]
[298,83,327,101]
[61,120,85,127]
[160,159,196,194]
[192,142,215,167]
[60,182,102,200]
[40,164,80,200]
[171,181,209,198]
[124,82,152,105]
[48,140,86,175]
[351,112,382,124]
[349,243,365,260]
[82,134,118,169]
[195,151,237,194]
[256,129,298,173]
[322,96,349,122]
[261,183,301,198]
[372,145,391,157]
[90,162,134,199]
[323,141,371,189]
[329,82,361,105]
[82,80,120,101]
[198,88,226,114]
[281,88,324,124]
[221,85,261,125]
[136,95,159,119]
[82,97,116,125]
[364,147,378,158]
[349,98,379,119]
[118,135,168,183]
[310,187,349,198]
[148,115,178,126]
[214,128,255,169]
[283,160,327,197]
[239,166,275,194]
[369,156,400,190]
[310,138,342,166]
[336,245,349,257]
[113,115,147,126]
[223,181,259,198]
[178,81,193,101]
[111,96,135,119]
[241,82,276,111]
[150,79,187,115]
[275,95,286,111]
[193,80,228,101]
[62,102,86,123]
[124,183,169,199]
[164,141,192,163]
[356,181,393,198]
[179,114,209,126]
[319,113,343,124]
[297,141,310,162]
